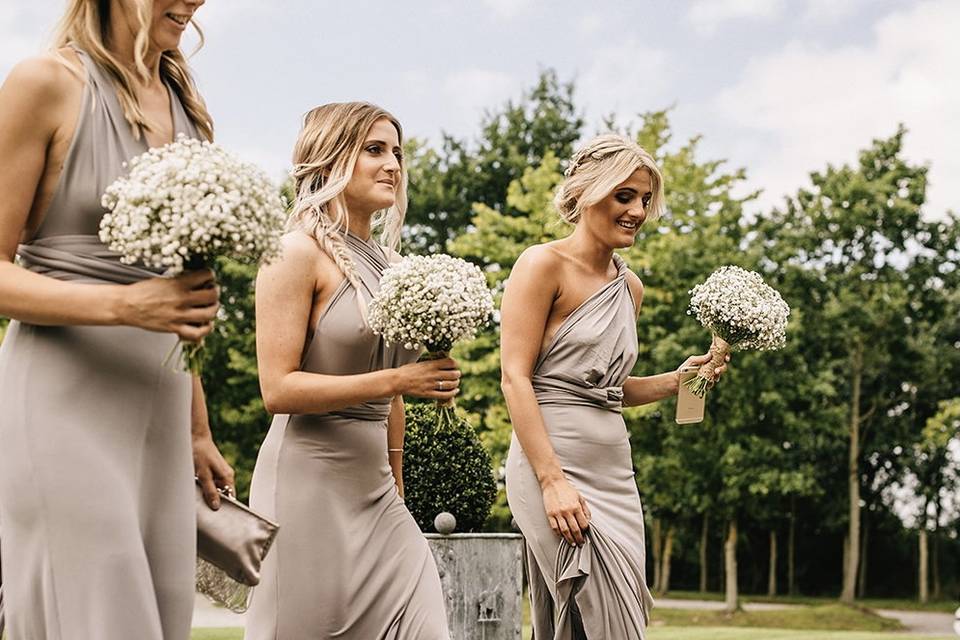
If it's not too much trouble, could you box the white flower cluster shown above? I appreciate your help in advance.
[368,254,495,353]
[100,135,287,274]
[688,265,790,350]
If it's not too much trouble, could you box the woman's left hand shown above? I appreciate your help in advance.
[194,434,236,510]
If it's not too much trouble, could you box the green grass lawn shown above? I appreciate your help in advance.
[191,630,243,640]
[664,589,958,613]
[652,605,901,632]
[190,601,950,640]
[647,629,955,640]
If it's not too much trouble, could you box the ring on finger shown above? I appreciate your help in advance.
[436,380,444,391]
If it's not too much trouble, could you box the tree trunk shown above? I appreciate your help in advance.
[933,499,942,600]
[699,513,710,593]
[651,517,662,593]
[788,500,797,596]
[933,531,941,600]
[857,511,869,598]
[724,519,739,613]
[661,526,675,595]
[768,529,778,597]
[919,527,929,603]
[841,342,863,604]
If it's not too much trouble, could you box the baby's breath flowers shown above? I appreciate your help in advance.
[100,135,287,373]
[368,254,494,354]
[368,254,494,422]
[686,265,790,397]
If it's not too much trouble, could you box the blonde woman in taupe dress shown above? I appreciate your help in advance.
[0,1,234,638]
[502,135,729,639]
[246,102,456,639]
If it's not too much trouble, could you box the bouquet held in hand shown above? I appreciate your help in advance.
[100,135,287,374]
[686,265,790,397]
[368,254,494,422]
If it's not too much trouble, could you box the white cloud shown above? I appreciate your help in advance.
[480,0,537,20]
[439,68,520,135]
[711,0,959,217]
[687,0,787,35]
[577,40,670,128]
[576,12,606,38]
[802,0,869,23]
[0,6,58,77]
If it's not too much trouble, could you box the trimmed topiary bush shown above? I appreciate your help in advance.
[403,401,497,532]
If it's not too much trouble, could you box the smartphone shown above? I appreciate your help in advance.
[675,365,705,424]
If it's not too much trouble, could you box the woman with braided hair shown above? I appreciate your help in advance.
[502,134,729,639]
[246,102,455,639]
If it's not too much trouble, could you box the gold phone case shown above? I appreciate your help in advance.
[676,365,705,424]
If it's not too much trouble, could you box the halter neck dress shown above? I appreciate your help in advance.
[505,254,655,640]
[245,232,451,640]
[0,48,201,640]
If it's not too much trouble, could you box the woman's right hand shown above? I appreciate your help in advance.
[117,269,220,342]
[542,476,591,546]
[394,357,461,401]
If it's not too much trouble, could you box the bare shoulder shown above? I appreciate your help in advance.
[1,52,81,104]
[278,230,322,261]
[514,242,564,279]
[624,268,645,312]
[0,52,82,131]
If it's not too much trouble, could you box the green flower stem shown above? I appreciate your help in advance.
[683,374,712,399]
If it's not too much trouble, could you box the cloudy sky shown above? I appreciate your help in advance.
[2,0,956,217]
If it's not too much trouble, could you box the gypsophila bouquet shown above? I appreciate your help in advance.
[685,265,790,397]
[368,254,494,353]
[368,254,494,422]
[100,134,287,374]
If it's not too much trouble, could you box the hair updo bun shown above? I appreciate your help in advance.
[554,134,665,224]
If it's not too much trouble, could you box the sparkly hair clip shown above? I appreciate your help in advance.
[563,149,613,178]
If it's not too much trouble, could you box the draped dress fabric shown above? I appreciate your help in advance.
[505,254,655,640]
[0,49,201,639]
[244,232,450,640]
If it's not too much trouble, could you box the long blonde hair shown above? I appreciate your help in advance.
[288,102,408,315]
[555,134,665,224]
[52,0,214,141]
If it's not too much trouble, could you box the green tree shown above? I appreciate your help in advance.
[756,126,941,603]
[405,70,583,254]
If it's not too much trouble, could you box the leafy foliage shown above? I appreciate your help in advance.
[402,402,497,533]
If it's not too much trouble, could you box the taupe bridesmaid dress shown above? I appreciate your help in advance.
[245,231,450,640]
[0,49,200,639]
[505,254,655,640]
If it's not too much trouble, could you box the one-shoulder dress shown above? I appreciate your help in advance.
[0,49,201,639]
[244,232,450,640]
[505,254,655,640]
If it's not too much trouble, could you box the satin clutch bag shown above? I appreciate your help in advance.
[195,481,279,612]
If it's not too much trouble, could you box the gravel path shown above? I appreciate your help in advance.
[875,609,955,636]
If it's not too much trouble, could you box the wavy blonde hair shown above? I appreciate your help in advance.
[53,0,213,141]
[555,133,665,224]
[288,102,407,316]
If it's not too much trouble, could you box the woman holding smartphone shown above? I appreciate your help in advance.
[501,134,728,639]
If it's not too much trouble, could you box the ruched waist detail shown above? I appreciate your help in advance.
[532,375,623,413]
[18,235,162,285]
[296,401,392,424]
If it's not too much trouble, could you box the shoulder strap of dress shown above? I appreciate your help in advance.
[612,252,628,275]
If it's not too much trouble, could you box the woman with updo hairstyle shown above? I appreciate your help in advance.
[245,102,456,639]
[0,1,233,638]
[501,134,729,638]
